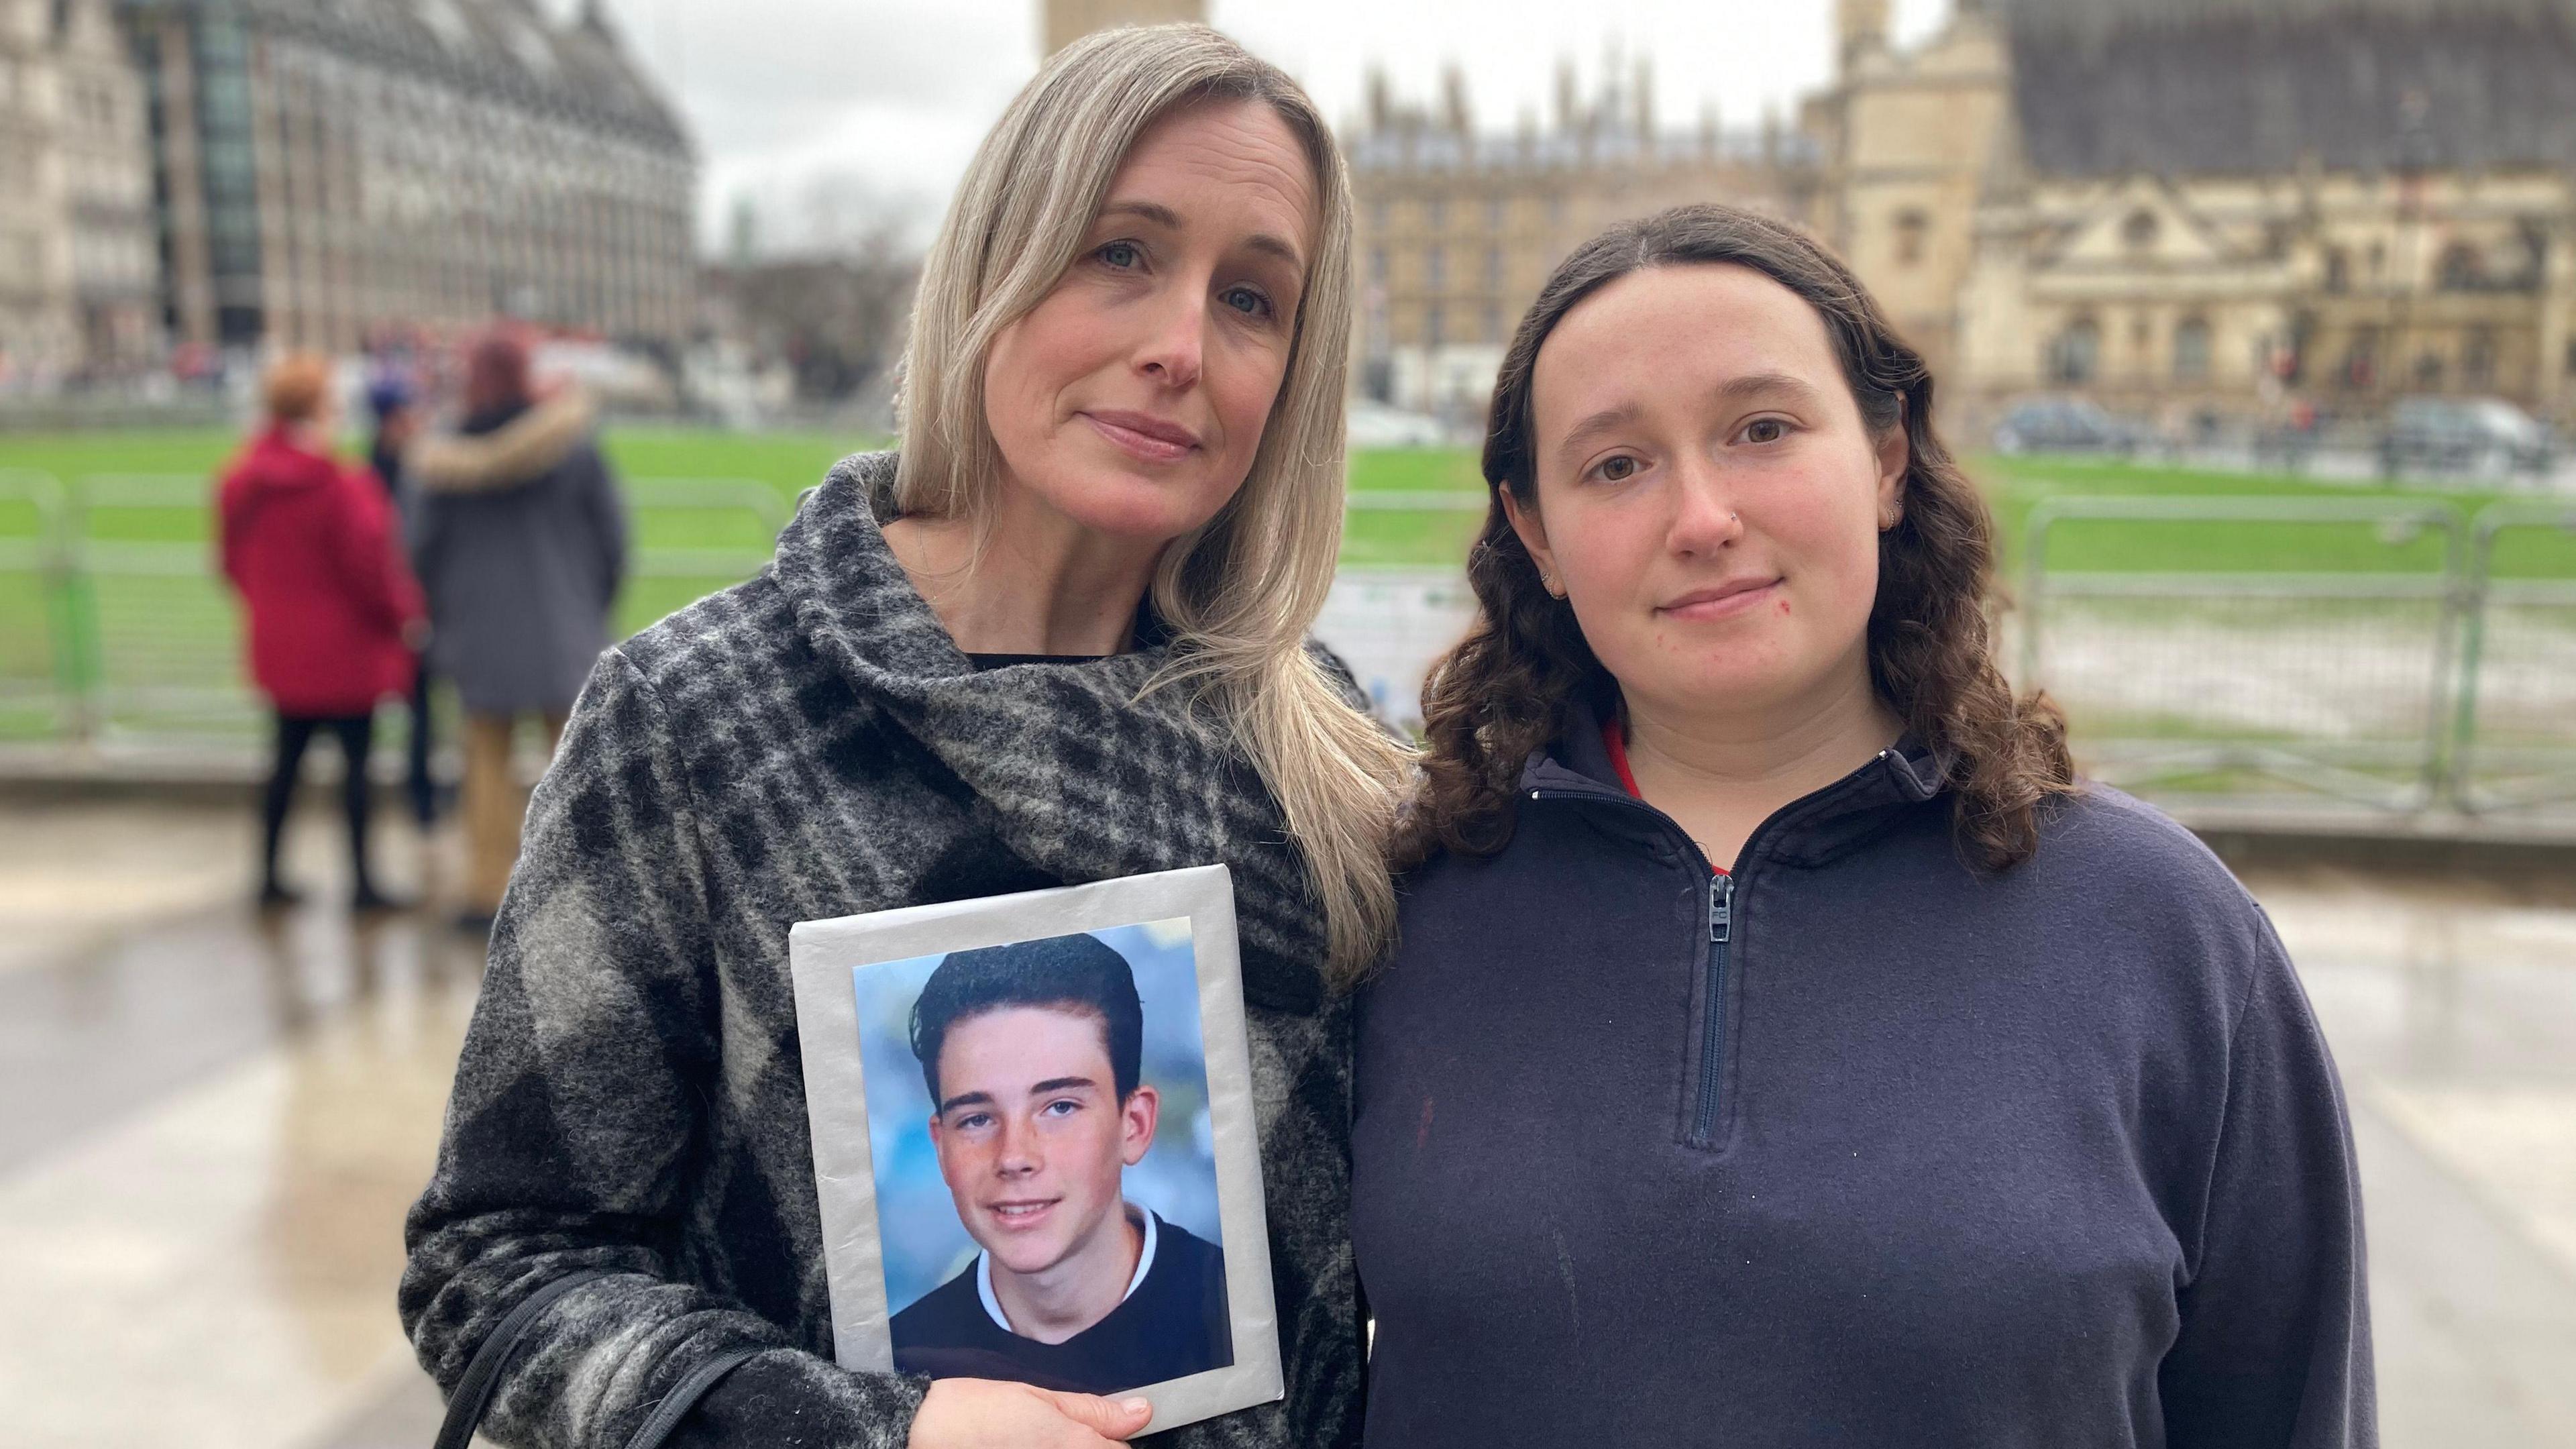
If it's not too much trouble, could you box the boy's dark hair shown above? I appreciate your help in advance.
[909,932,1145,1107]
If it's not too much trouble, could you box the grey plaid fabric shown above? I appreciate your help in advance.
[400,451,1366,1449]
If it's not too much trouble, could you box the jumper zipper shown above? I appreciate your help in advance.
[1694,874,1734,1146]
[1525,783,1730,1144]
[1525,747,1904,1152]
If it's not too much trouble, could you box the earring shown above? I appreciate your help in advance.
[1539,570,1562,598]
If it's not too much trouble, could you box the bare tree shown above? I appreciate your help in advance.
[702,177,923,402]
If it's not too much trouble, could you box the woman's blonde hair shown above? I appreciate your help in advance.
[895,24,1410,982]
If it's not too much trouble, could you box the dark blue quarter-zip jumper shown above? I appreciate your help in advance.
[1351,704,2371,1449]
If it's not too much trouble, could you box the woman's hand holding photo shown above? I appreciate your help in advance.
[908,1379,1152,1449]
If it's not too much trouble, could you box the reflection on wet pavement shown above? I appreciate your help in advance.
[0,801,2570,1447]
[0,799,481,1448]
[2253,864,2576,1448]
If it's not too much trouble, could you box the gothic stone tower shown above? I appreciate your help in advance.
[1042,0,1207,56]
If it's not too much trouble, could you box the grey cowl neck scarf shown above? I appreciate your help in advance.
[769,450,1335,1014]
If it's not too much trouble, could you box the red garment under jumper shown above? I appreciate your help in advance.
[217,426,424,715]
[1601,716,1728,875]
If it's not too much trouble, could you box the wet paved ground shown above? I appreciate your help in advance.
[1,796,2571,1448]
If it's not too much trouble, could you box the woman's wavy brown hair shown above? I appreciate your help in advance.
[1397,203,2075,873]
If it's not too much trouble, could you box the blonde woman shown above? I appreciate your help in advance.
[401,26,1406,1449]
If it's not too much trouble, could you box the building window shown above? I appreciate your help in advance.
[1428,246,1444,289]
[1427,303,1445,348]
[2343,326,2381,390]
[1486,197,1504,231]
[2436,242,2483,292]
[1485,246,1502,286]
[1371,248,1387,284]
[2049,318,2101,384]
[1483,303,1501,343]
[2324,247,2350,293]
[2464,326,2497,388]
[1893,209,1929,266]
[2121,209,2159,252]
[2173,317,2212,382]
[1428,197,1447,231]
[1370,200,1387,233]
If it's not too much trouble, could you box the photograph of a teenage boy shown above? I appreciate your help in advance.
[891,933,1233,1394]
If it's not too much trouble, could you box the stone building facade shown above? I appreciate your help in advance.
[1346,62,1820,419]
[1822,0,2576,419]
[1343,0,2576,423]
[118,0,696,357]
[0,0,158,383]
[1042,0,1201,56]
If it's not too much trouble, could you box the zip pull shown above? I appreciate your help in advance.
[1709,873,1733,943]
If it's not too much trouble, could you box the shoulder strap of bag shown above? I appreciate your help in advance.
[431,1268,609,1449]
[619,1347,762,1449]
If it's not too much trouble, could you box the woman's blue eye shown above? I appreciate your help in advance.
[1099,241,1142,268]
[1222,286,1273,318]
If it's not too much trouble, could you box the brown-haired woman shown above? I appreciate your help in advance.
[1349,205,2371,1448]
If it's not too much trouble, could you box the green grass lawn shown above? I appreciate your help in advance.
[1973,454,2576,581]
[2,428,2568,749]
[4,427,2569,581]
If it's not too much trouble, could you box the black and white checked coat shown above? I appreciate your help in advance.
[400,452,1367,1449]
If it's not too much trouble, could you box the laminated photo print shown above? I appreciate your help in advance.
[788,865,1282,1434]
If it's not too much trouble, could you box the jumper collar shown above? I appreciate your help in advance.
[975,1203,1158,1337]
[1521,695,1949,869]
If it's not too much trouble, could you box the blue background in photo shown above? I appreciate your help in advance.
[853,919,1224,1316]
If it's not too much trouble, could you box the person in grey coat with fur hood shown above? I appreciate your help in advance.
[401,28,1411,1449]
[408,335,628,924]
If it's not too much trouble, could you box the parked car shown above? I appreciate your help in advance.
[1347,400,1450,448]
[2378,395,2557,477]
[1991,395,2147,455]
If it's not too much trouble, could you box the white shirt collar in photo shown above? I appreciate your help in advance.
[977,1203,1157,1336]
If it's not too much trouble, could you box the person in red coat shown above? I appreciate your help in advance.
[217,353,427,909]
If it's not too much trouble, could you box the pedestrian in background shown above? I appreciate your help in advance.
[217,352,425,911]
[366,371,441,830]
[407,328,627,931]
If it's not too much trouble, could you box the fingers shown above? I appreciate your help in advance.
[1041,1388,1154,1442]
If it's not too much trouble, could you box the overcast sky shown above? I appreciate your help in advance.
[580,0,1952,256]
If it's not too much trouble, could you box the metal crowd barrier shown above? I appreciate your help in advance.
[2016,494,2574,816]
[0,468,72,739]
[2452,500,2576,812]
[13,473,798,752]
[68,474,260,743]
[616,477,790,635]
[2,474,2568,822]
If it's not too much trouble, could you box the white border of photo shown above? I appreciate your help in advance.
[788,863,1283,1435]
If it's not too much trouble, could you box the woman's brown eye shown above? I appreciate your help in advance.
[1602,457,1635,481]
[1748,420,1784,443]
